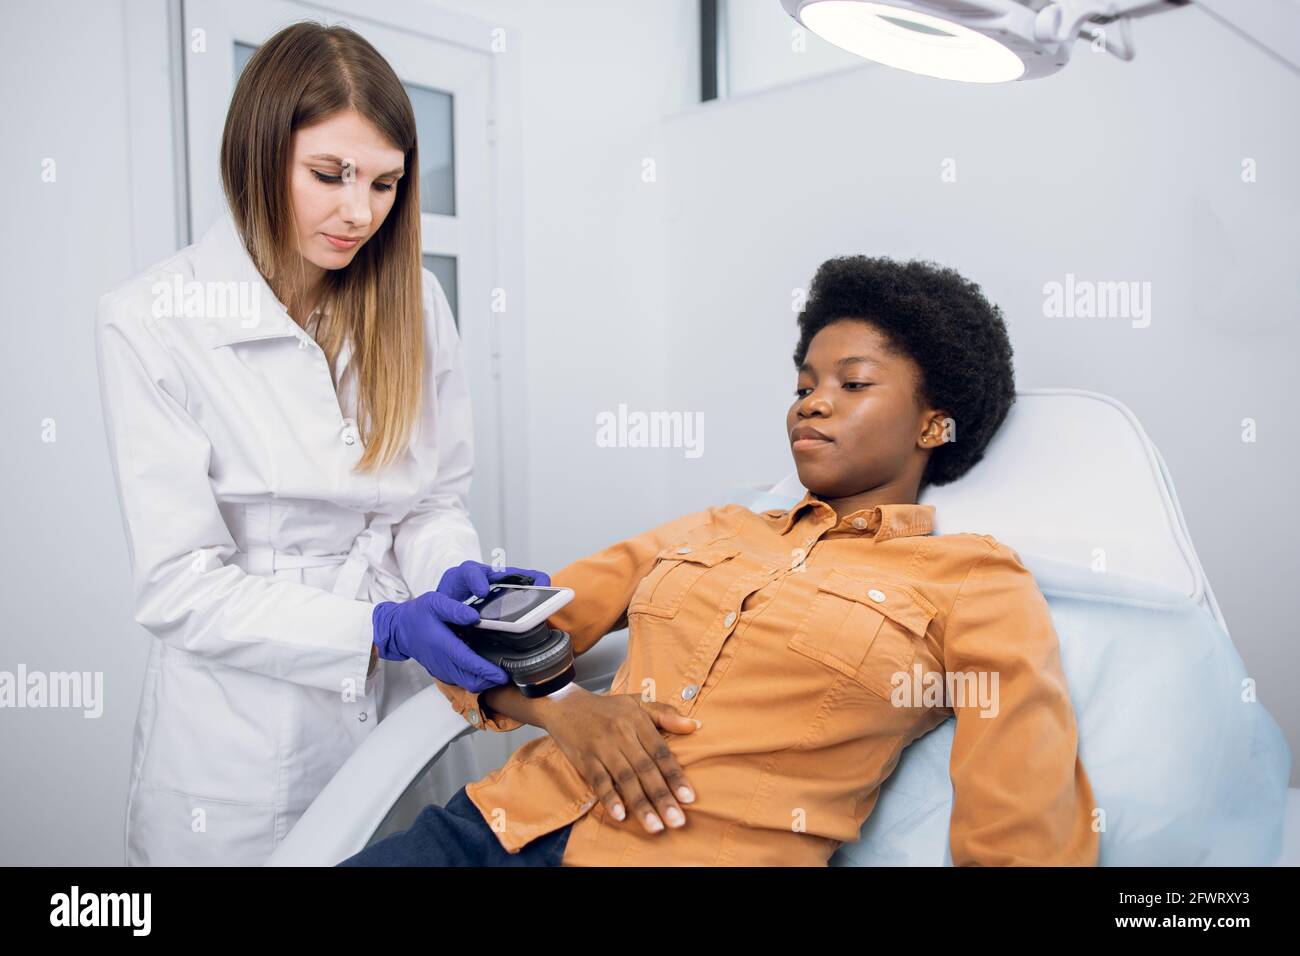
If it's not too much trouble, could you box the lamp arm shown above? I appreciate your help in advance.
[1034,1,1171,45]
[1035,0,1300,76]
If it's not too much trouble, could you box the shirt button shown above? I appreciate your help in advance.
[852,517,869,530]
[868,589,887,603]
[681,685,698,700]
[468,711,481,725]
[357,712,368,723]
[676,546,692,555]
[723,611,737,628]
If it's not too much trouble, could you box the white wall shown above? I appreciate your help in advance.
[1,0,1294,866]
[654,7,1300,780]
[0,0,698,865]
[723,0,866,94]
[0,0,172,867]
[430,0,700,571]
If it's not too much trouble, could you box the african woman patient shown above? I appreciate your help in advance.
[341,255,1100,867]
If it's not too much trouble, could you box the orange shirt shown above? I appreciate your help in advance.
[435,492,1099,866]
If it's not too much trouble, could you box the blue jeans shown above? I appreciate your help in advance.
[336,784,572,866]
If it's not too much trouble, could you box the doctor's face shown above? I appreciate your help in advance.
[288,108,406,272]
[787,320,943,500]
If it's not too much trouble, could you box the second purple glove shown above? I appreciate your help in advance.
[437,560,552,602]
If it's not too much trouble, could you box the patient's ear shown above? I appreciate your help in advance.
[919,412,952,447]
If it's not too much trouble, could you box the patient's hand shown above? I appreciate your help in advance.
[540,687,699,835]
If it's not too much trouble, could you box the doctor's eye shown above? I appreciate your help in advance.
[311,170,395,192]
[794,387,812,398]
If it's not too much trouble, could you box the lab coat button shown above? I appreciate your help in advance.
[868,589,886,603]
[681,684,698,700]
[357,711,368,723]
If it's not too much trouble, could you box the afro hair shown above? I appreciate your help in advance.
[793,255,1016,488]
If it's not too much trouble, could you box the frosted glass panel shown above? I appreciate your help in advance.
[404,83,455,216]
[423,254,458,327]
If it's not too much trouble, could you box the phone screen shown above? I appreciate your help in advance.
[471,586,564,624]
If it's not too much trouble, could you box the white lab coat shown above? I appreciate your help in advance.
[95,205,485,865]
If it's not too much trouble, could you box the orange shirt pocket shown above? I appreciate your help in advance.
[627,545,740,620]
[787,569,937,700]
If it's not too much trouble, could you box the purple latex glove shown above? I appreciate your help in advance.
[436,559,552,602]
[372,593,506,692]
[372,561,554,692]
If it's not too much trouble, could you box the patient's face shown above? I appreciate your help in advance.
[787,320,937,500]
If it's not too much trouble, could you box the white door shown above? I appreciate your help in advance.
[181,0,507,557]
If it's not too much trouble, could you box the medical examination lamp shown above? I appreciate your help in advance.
[778,0,1300,82]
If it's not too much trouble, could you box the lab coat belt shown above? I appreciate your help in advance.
[233,523,401,602]
[233,548,347,574]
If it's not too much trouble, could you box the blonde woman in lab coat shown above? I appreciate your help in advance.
[94,22,546,866]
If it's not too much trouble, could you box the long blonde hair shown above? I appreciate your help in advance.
[220,21,424,473]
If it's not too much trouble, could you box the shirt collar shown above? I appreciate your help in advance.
[190,204,305,349]
[771,490,935,542]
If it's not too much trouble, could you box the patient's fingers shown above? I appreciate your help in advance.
[644,702,701,738]
[604,748,664,834]
[581,758,627,823]
[635,718,695,807]
[631,722,689,829]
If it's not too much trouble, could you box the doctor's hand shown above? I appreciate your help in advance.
[436,559,552,602]
[538,686,699,836]
[371,592,507,692]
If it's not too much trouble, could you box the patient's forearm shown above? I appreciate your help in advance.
[481,681,584,730]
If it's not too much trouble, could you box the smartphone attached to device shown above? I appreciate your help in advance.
[464,583,574,633]
[456,575,578,697]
